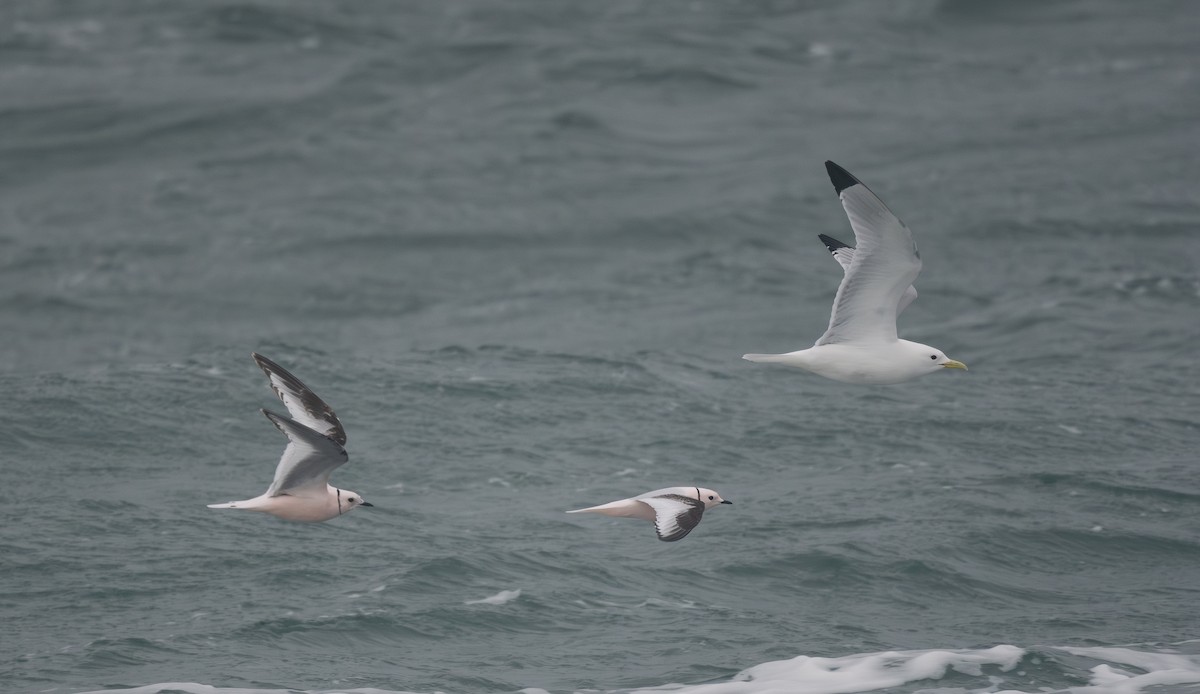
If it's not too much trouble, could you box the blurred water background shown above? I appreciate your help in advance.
[2,1,1199,693]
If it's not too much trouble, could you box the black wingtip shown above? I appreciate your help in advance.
[252,352,279,372]
[818,233,850,253]
[825,160,860,195]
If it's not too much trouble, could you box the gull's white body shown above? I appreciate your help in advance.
[568,486,731,542]
[207,485,357,523]
[207,353,371,523]
[743,340,954,386]
[743,161,966,385]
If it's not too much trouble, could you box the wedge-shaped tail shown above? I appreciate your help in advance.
[742,353,792,363]
[567,498,649,519]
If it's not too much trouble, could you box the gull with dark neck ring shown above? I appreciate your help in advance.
[567,486,732,542]
[207,353,373,522]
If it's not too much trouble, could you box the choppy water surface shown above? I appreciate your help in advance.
[2,2,1199,693]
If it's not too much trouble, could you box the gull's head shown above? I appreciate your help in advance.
[696,487,732,510]
[906,342,967,374]
[339,489,374,514]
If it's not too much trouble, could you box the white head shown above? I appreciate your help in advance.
[694,487,732,510]
[336,488,373,515]
[899,340,968,378]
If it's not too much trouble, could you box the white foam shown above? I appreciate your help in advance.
[623,644,1200,694]
[465,589,521,605]
[68,643,1200,694]
[631,646,1024,694]
[1058,646,1200,693]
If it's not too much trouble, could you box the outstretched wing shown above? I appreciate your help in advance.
[640,494,706,542]
[819,233,918,315]
[816,161,922,346]
[252,353,347,446]
[262,409,348,497]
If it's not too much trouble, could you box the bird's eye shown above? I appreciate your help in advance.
[930,355,937,360]
[708,495,714,500]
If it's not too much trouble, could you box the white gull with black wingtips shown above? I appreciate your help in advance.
[207,353,373,522]
[742,160,967,385]
[567,486,732,542]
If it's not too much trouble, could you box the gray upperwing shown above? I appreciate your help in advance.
[253,353,347,446]
[816,162,922,346]
[261,409,349,497]
[818,233,918,315]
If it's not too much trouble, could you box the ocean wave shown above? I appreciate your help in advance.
[70,642,1200,694]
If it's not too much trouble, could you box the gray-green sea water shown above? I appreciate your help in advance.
[2,2,1199,693]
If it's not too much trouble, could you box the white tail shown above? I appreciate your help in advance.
[567,503,612,514]
[566,498,647,519]
[742,353,790,363]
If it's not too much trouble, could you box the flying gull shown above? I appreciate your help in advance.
[568,486,732,542]
[743,161,967,384]
[207,353,373,522]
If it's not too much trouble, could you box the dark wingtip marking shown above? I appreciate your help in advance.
[818,233,850,253]
[825,160,860,195]
[252,352,284,376]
